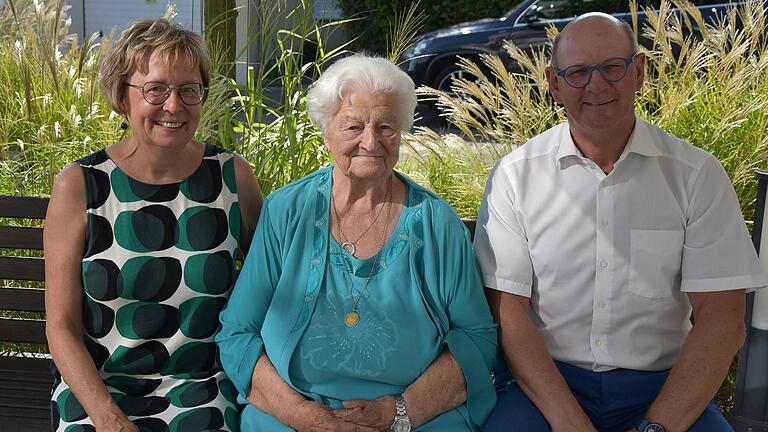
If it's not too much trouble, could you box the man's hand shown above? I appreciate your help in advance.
[291,400,379,432]
[333,396,397,431]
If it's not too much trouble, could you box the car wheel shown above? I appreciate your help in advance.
[434,65,476,93]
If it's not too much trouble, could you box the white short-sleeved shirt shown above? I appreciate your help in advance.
[474,117,766,372]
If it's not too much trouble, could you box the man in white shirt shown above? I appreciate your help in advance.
[475,13,766,432]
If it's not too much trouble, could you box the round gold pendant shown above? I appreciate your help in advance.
[344,311,360,326]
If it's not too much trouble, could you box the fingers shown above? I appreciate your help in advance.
[333,407,366,422]
[342,399,366,409]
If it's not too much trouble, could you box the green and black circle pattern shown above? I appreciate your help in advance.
[51,144,242,431]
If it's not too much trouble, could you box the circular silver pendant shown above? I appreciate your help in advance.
[341,241,356,255]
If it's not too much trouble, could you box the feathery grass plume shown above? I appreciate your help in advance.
[0,0,120,196]
[387,1,427,64]
[402,0,768,227]
[214,0,358,195]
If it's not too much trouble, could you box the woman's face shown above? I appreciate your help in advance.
[122,51,203,150]
[324,89,401,182]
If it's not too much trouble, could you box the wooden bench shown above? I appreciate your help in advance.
[0,194,478,430]
[0,195,51,431]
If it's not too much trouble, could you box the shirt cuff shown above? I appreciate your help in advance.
[682,273,767,293]
[482,276,531,296]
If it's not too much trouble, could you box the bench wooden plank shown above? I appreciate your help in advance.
[462,218,476,239]
[1,195,54,430]
[0,256,45,281]
[0,287,45,312]
[0,318,47,344]
[0,356,52,373]
[0,196,49,219]
[0,408,51,431]
[0,226,44,250]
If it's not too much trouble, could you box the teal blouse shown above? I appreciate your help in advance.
[217,167,497,431]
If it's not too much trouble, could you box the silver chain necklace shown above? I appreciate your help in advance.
[331,177,392,256]
[331,175,394,326]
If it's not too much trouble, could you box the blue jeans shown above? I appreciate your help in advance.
[484,357,733,432]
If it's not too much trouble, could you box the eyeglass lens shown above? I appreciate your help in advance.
[142,82,205,105]
[562,58,632,88]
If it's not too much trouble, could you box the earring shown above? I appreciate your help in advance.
[120,122,128,130]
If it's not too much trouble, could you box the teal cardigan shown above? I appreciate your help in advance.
[216,166,497,429]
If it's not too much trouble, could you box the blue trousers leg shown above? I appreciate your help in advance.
[484,359,734,432]
[483,379,550,432]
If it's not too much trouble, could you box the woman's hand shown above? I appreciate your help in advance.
[292,400,379,432]
[333,397,397,431]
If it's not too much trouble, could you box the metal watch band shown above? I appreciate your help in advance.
[395,395,407,416]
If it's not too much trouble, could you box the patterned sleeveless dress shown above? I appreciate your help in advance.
[50,143,242,432]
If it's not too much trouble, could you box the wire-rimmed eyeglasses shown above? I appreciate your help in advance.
[125,81,207,105]
[555,54,639,88]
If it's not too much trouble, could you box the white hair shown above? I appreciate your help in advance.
[307,54,417,133]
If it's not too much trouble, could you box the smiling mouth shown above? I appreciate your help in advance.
[156,121,184,128]
[584,100,614,106]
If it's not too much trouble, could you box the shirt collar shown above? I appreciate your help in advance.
[555,115,663,170]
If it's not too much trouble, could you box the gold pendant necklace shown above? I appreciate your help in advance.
[344,310,360,326]
[332,174,394,327]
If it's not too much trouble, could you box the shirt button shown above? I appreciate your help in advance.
[595,340,602,347]
[601,219,609,227]
[600,260,608,269]
[597,301,606,308]
[304,295,313,303]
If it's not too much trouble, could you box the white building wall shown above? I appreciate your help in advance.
[82,0,202,38]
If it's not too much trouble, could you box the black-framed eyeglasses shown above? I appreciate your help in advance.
[125,81,207,105]
[555,54,639,88]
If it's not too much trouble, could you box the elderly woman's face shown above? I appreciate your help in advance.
[325,89,401,181]
[122,51,203,150]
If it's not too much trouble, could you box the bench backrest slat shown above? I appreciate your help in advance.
[0,318,47,344]
[0,196,49,219]
[0,226,44,250]
[0,256,45,281]
[0,287,45,312]
[462,218,476,239]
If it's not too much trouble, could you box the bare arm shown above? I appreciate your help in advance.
[643,290,746,432]
[487,289,596,432]
[233,154,262,254]
[247,353,376,432]
[402,349,466,426]
[44,164,138,432]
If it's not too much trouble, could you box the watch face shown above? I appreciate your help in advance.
[392,418,411,432]
[643,424,666,432]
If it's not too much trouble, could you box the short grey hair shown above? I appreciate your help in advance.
[550,13,638,68]
[307,54,417,133]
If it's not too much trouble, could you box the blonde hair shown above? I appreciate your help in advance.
[100,18,211,115]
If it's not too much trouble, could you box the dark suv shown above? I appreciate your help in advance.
[400,0,762,92]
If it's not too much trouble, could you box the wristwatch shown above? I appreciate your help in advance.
[636,419,666,432]
[390,395,412,432]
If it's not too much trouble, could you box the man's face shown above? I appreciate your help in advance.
[546,18,644,138]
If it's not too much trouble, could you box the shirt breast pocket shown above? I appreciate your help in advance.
[629,230,684,299]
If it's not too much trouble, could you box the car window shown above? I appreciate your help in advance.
[695,0,742,5]
[521,0,623,23]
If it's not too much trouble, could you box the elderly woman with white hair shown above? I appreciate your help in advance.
[216,54,497,431]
